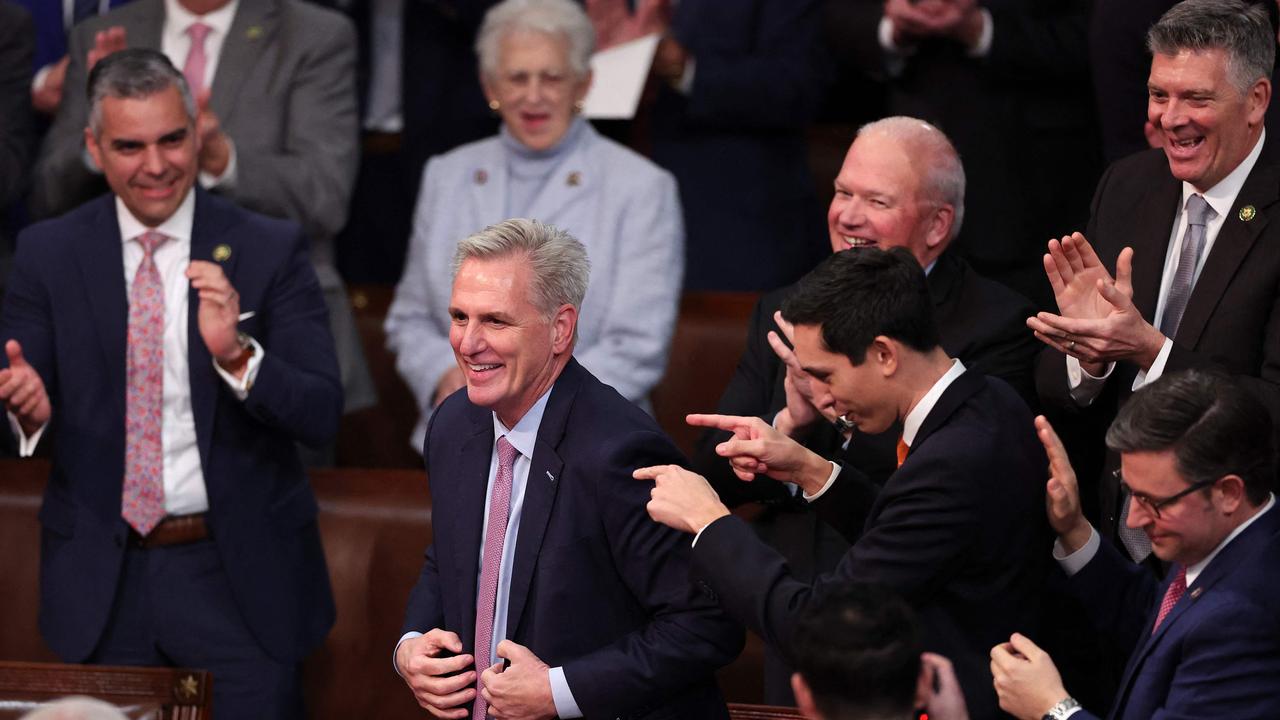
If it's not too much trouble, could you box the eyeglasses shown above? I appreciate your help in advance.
[1114,470,1219,519]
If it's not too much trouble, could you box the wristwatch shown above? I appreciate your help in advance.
[1042,697,1081,720]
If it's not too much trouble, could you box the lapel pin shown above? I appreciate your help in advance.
[474,169,488,185]
[213,244,232,261]
[246,25,263,40]
[566,171,581,187]
[1239,205,1257,222]
[1189,587,1203,600]
[545,470,555,482]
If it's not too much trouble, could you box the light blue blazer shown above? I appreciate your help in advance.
[386,121,685,448]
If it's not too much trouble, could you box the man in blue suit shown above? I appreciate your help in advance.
[991,370,1280,719]
[394,218,741,719]
[0,49,341,718]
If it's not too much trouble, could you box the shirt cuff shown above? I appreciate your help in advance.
[212,335,264,399]
[1066,356,1114,407]
[7,411,47,456]
[199,136,238,189]
[801,461,842,502]
[967,9,993,56]
[549,666,583,718]
[675,56,696,96]
[1052,525,1100,577]
[392,630,423,677]
[1132,337,1174,392]
[1063,707,1085,719]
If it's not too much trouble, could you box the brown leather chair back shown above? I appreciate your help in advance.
[728,703,805,719]
[0,661,211,719]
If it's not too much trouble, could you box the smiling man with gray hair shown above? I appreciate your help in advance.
[394,218,741,720]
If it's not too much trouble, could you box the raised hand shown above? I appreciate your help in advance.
[633,463,729,534]
[990,633,1070,720]
[0,340,51,435]
[1034,416,1092,553]
[186,260,245,373]
[86,27,128,72]
[194,90,232,178]
[685,413,834,494]
[395,629,476,718]
[768,310,836,435]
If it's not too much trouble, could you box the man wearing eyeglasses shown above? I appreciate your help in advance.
[989,369,1280,720]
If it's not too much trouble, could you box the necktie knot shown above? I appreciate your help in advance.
[1186,193,1213,228]
[136,231,168,258]
[187,21,211,44]
[496,435,518,469]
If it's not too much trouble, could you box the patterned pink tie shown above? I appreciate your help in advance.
[183,22,211,98]
[472,436,518,720]
[1152,565,1187,634]
[122,231,168,536]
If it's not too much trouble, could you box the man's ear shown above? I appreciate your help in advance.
[551,304,577,354]
[791,673,823,720]
[871,336,898,377]
[925,204,955,251]
[1215,474,1248,515]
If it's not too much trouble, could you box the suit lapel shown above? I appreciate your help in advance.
[910,368,984,455]
[186,191,235,466]
[453,412,497,649]
[1130,175,1182,321]
[76,198,129,423]
[503,360,581,639]
[209,0,277,120]
[1175,155,1280,347]
[132,0,165,48]
[469,141,507,231]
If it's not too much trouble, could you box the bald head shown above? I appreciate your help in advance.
[827,117,965,268]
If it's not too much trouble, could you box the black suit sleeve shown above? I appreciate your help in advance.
[0,2,34,210]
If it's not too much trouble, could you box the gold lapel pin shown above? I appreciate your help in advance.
[1189,587,1204,600]
[1239,205,1257,222]
[213,244,232,262]
[246,25,263,40]
[566,171,581,187]
[474,169,488,185]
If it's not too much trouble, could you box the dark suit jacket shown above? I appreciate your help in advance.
[1036,143,1280,526]
[1065,506,1280,719]
[1,189,342,663]
[824,0,1099,305]
[402,359,743,719]
[651,0,829,292]
[693,370,1051,719]
[0,0,34,298]
[696,251,1040,510]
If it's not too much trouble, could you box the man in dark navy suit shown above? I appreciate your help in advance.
[0,49,340,719]
[394,218,741,719]
[991,371,1280,719]
[638,248,1050,719]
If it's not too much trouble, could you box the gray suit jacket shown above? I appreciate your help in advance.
[33,0,374,410]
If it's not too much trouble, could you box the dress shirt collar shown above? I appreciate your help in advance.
[164,0,239,40]
[1185,493,1274,586]
[1183,129,1265,220]
[491,387,553,459]
[116,189,195,246]
[901,359,965,447]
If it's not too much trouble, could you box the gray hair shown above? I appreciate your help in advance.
[1148,0,1276,94]
[87,48,196,137]
[452,218,591,319]
[856,116,966,242]
[21,696,130,720]
[1106,370,1274,505]
[475,0,596,80]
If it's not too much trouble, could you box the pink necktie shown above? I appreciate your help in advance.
[122,231,168,536]
[472,437,518,720]
[183,22,211,98]
[1152,565,1187,634]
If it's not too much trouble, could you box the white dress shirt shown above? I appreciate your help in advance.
[395,388,583,718]
[11,190,264,518]
[161,0,241,189]
[1068,131,1267,405]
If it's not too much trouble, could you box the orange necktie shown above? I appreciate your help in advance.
[896,436,909,468]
